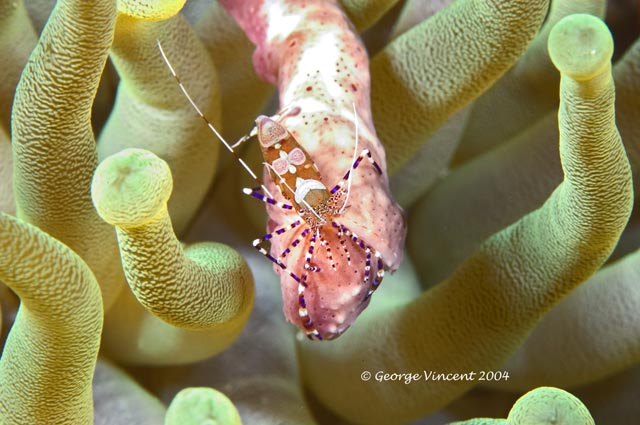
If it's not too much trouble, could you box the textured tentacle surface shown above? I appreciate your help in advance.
[299,14,632,423]
[0,0,37,132]
[452,387,594,425]
[165,387,242,425]
[391,0,454,38]
[453,0,607,164]
[0,127,14,215]
[99,0,220,235]
[410,22,640,288]
[0,213,103,424]
[407,17,640,392]
[371,0,550,174]
[490,248,640,391]
[613,36,640,185]
[409,113,562,287]
[128,190,320,422]
[92,149,253,361]
[11,0,125,311]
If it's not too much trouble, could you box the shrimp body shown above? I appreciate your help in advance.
[251,110,405,340]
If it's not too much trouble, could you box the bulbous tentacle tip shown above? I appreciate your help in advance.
[117,0,186,21]
[508,387,595,425]
[92,148,173,228]
[548,14,613,81]
[165,387,242,425]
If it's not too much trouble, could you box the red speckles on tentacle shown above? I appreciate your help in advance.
[222,0,406,338]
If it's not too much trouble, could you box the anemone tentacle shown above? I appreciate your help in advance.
[92,148,253,363]
[370,0,550,174]
[452,386,594,425]
[0,0,37,132]
[453,0,607,164]
[493,248,640,391]
[99,0,220,235]
[11,0,125,311]
[299,14,632,423]
[165,387,242,425]
[0,213,103,424]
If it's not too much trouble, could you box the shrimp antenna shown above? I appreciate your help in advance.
[156,39,273,198]
[339,103,359,214]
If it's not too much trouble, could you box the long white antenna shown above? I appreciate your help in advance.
[157,39,273,198]
[339,103,359,214]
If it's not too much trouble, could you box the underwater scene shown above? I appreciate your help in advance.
[0,0,639,423]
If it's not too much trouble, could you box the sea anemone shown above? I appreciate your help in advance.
[0,0,638,423]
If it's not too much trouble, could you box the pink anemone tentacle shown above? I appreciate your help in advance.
[221,0,406,339]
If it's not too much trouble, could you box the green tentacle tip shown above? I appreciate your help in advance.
[117,0,187,21]
[548,14,613,81]
[507,387,595,425]
[165,387,242,425]
[92,148,172,228]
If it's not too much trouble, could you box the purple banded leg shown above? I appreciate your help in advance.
[332,222,352,266]
[369,251,385,296]
[304,232,321,272]
[363,248,372,285]
[297,277,322,341]
[243,187,294,211]
[299,232,322,338]
[278,228,310,261]
[252,220,305,284]
[332,221,386,300]
[320,235,337,271]
[251,221,323,340]
[329,148,383,195]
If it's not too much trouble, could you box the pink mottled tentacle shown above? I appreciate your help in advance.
[221,0,406,338]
